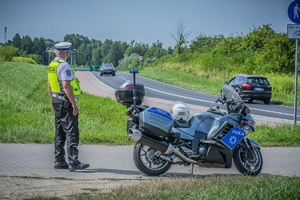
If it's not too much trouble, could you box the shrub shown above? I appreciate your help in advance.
[118,53,139,70]
[0,45,20,61]
[26,54,42,64]
[12,57,37,64]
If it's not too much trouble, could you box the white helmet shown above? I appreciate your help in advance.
[171,101,189,121]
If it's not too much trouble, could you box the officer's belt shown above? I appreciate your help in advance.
[52,93,67,101]
[52,93,79,102]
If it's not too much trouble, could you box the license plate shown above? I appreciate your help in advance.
[254,88,264,91]
[221,126,246,149]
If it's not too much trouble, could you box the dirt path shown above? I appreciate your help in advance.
[0,176,143,199]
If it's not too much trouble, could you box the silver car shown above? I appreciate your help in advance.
[100,63,115,76]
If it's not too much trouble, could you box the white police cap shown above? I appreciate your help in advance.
[54,42,72,50]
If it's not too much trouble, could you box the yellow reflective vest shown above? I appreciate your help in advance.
[48,59,82,96]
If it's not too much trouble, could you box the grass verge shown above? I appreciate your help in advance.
[26,176,300,200]
[139,68,299,107]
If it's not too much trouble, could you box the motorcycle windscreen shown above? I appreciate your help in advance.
[221,126,246,149]
[222,85,243,105]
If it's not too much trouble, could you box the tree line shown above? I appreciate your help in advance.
[1,33,172,68]
[0,24,295,74]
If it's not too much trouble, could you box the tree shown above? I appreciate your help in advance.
[261,33,294,73]
[190,34,224,53]
[32,37,46,55]
[124,42,149,56]
[241,24,276,51]
[105,41,125,66]
[144,41,167,60]
[118,53,139,70]
[12,33,21,49]
[170,20,191,55]
[91,47,102,65]
[101,39,113,62]
[64,34,90,50]
[20,35,33,54]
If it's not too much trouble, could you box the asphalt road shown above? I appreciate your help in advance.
[93,71,300,123]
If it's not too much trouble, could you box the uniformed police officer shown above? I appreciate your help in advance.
[48,42,89,172]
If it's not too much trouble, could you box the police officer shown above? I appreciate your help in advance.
[48,42,89,172]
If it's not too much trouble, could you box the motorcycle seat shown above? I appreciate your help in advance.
[173,120,191,128]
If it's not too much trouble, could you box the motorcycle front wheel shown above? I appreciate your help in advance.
[233,146,263,176]
[133,142,172,176]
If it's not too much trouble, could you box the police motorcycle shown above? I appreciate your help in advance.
[115,69,263,176]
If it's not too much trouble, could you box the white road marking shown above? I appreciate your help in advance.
[145,86,214,103]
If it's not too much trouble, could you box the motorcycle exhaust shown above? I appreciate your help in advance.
[128,128,198,164]
[128,128,171,153]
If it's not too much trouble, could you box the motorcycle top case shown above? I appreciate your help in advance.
[115,81,145,107]
[139,107,174,137]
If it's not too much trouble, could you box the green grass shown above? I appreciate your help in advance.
[0,62,299,146]
[250,124,300,146]
[0,62,130,144]
[139,68,223,95]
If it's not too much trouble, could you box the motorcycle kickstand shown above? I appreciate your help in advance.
[190,164,195,175]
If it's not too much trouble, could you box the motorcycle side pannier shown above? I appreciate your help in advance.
[139,107,174,137]
[115,81,145,107]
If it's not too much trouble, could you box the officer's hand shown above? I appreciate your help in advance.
[72,104,78,116]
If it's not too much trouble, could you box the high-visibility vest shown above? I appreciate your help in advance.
[47,59,82,96]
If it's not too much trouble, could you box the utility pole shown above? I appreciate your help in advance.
[4,27,7,43]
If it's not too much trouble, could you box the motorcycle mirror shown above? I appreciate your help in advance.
[242,105,251,115]
[215,97,225,104]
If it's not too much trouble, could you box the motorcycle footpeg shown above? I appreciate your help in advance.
[189,153,200,159]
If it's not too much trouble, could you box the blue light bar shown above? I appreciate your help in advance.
[129,69,139,73]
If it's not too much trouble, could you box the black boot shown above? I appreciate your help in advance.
[68,162,89,172]
[54,161,69,169]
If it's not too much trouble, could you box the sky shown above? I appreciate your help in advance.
[0,0,292,48]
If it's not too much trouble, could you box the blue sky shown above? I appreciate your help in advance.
[0,0,291,48]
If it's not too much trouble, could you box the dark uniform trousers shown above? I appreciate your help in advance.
[52,99,80,166]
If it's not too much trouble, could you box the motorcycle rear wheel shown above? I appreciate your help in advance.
[133,142,172,176]
[233,146,263,176]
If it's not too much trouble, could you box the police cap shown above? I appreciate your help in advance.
[54,42,72,50]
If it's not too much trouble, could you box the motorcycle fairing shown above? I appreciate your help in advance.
[204,145,233,167]
[221,126,246,149]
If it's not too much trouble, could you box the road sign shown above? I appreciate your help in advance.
[287,24,300,39]
[138,55,144,61]
[288,0,300,24]
[287,24,300,125]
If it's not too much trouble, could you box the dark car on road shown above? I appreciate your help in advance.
[100,63,115,76]
[222,74,272,104]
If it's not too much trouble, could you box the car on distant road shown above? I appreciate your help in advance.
[100,63,115,76]
[222,74,272,104]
